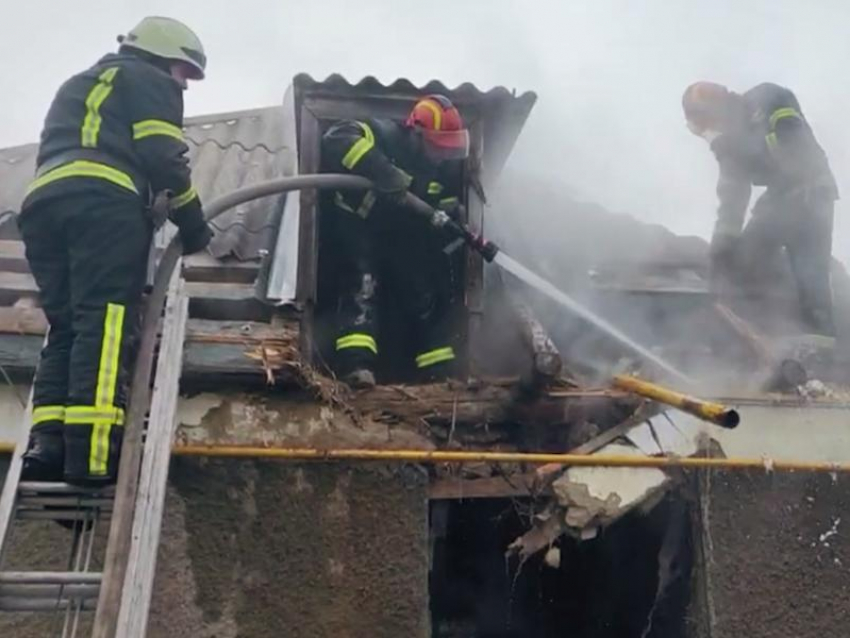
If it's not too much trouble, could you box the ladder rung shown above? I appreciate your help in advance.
[0,597,98,612]
[0,583,100,599]
[17,482,115,496]
[15,509,109,522]
[0,572,102,585]
[17,495,114,509]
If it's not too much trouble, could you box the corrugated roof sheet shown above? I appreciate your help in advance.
[292,73,537,104]
[0,106,292,260]
[292,73,537,186]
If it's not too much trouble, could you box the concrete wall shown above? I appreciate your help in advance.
[694,470,850,638]
[4,394,850,636]
[0,457,430,638]
[688,404,850,638]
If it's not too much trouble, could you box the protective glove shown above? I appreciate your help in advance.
[440,199,466,222]
[708,227,740,287]
[179,222,213,255]
[373,165,412,206]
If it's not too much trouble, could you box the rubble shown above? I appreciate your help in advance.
[507,408,706,562]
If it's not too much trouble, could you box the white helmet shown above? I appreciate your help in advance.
[118,16,206,79]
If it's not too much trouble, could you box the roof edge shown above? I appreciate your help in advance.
[293,73,537,103]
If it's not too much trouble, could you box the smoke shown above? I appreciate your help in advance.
[3,0,849,383]
[3,0,850,259]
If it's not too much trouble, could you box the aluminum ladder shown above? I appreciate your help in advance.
[0,273,188,638]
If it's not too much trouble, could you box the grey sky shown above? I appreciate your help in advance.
[3,1,850,261]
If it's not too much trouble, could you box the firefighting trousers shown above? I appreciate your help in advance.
[333,206,456,376]
[737,189,836,337]
[18,187,152,481]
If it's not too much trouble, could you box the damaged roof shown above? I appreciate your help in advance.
[0,107,294,261]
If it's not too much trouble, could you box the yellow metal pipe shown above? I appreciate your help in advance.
[613,374,740,429]
[170,445,850,473]
[2,441,849,473]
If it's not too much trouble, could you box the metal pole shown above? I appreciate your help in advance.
[168,444,850,474]
[612,374,740,429]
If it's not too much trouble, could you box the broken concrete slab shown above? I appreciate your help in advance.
[508,409,712,560]
[554,444,668,533]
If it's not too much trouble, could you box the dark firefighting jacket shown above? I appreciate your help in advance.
[321,117,462,217]
[710,82,838,236]
[23,51,207,245]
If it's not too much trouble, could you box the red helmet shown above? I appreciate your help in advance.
[682,81,732,134]
[406,94,470,161]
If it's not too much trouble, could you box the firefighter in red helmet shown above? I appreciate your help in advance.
[321,95,470,388]
[683,81,838,338]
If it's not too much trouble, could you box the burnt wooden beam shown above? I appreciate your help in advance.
[514,302,562,390]
[429,473,539,500]
[351,382,635,429]
[0,319,300,382]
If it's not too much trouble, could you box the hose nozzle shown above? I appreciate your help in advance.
[440,215,500,262]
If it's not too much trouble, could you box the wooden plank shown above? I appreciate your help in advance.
[117,278,188,637]
[429,473,537,500]
[0,272,38,305]
[0,240,27,273]
[0,303,48,334]
[0,325,300,380]
[0,275,267,321]
[182,252,259,284]
[185,281,270,321]
[0,240,259,284]
[0,302,291,340]
[296,105,321,362]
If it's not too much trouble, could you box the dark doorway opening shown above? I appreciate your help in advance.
[429,495,693,638]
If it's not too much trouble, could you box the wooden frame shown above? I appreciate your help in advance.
[291,91,486,373]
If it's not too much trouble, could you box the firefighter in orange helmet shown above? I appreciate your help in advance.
[683,81,838,337]
[321,95,470,388]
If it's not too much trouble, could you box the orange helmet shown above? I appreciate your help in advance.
[682,81,731,134]
[406,94,470,161]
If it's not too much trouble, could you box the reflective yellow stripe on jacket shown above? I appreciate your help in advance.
[768,107,803,129]
[26,160,139,197]
[171,185,198,209]
[132,119,184,141]
[341,122,376,170]
[766,107,804,151]
[81,67,119,148]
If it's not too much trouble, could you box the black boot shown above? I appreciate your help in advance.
[21,422,65,482]
[344,368,376,389]
[416,359,458,384]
